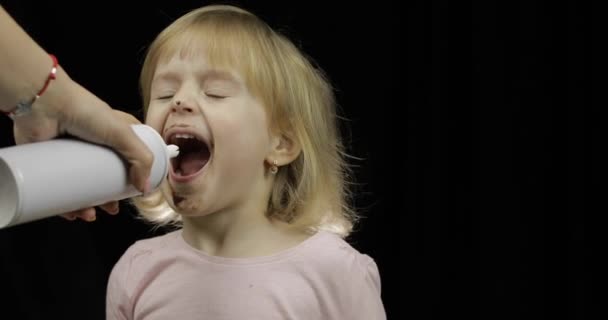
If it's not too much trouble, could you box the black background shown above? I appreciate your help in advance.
[409,1,602,319]
[0,1,402,319]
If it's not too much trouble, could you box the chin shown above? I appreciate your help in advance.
[167,195,203,213]
[162,179,205,212]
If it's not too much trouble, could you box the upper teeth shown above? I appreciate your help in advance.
[174,134,195,139]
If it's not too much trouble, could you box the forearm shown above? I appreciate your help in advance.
[0,6,56,111]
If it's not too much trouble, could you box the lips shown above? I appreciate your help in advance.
[164,128,212,183]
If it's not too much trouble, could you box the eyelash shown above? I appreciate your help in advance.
[155,93,226,101]
[206,93,226,99]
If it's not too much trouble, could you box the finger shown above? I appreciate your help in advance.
[64,108,152,192]
[106,122,153,193]
[99,201,120,215]
[53,84,153,192]
[109,111,151,192]
[60,208,96,222]
[76,207,97,221]
[59,213,78,221]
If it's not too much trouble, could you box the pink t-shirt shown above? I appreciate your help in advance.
[106,229,386,319]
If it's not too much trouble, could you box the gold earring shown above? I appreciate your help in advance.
[270,160,278,174]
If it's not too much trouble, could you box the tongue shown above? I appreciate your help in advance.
[179,151,208,176]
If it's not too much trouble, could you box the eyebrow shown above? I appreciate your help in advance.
[199,69,241,85]
[151,71,180,88]
[153,69,240,84]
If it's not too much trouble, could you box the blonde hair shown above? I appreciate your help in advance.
[133,5,357,237]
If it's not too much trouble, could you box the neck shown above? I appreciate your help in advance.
[181,203,309,258]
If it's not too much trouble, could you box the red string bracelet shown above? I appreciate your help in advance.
[3,54,59,119]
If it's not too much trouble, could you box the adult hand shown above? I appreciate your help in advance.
[12,69,153,221]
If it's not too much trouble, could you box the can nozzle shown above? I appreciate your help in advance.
[167,144,179,158]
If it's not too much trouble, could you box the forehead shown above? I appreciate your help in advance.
[152,36,244,80]
[152,54,244,88]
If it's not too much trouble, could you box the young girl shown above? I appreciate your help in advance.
[106,4,385,319]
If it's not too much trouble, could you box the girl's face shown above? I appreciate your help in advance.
[146,48,274,217]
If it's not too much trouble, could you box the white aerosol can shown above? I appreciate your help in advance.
[0,124,178,228]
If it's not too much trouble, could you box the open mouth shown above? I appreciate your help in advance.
[167,133,211,180]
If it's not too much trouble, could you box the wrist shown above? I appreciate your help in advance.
[33,64,75,118]
[3,54,62,119]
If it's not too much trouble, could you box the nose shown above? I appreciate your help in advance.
[171,98,196,114]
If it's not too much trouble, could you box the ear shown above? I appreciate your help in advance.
[267,131,301,166]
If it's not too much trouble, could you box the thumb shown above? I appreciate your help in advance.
[105,119,154,193]
[62,107,154,193]
[108,110,154,192]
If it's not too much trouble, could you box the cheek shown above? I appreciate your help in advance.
[220,114,271,162]
[144,109,166,133]
[217,112,269,146]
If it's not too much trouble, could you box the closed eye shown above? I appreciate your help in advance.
[206,93,227,99]
[157,95,174,100]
